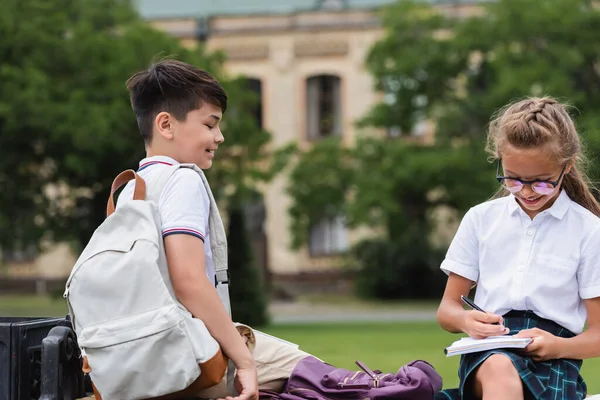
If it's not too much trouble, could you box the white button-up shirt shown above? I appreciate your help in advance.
[441,190,600,334]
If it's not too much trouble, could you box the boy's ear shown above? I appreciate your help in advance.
[155,112,174,140]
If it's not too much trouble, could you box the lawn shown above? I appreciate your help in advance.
[0,294,69,317]
[2,295,600,393]
[263,321,462,388]
[262,321,600,393]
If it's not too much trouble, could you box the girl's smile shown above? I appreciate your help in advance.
[518,195,543,206]
[500,144,571,219]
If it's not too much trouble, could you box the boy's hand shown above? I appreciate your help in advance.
[515,328,564,361]
[218,365,258,400]
[462,310,510,339]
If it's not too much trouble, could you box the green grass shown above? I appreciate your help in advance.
[263,321,600,394]
[0,295,68,317]
[2,295,600,394]
[263,321,461,388]
[296,293,439,311]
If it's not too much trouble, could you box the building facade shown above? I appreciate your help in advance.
[144,0,408,279]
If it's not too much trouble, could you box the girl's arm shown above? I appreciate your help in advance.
[438,273,508,339]
[517,298,600,361]
[437,273,473,333]
[558,298,600,359]
[517,227,600,361]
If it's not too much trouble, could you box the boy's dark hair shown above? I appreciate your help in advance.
[126,59,228,143]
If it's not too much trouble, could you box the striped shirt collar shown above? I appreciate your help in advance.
[138,156,180,171]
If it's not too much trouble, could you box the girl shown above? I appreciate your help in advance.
[435,96,600,400]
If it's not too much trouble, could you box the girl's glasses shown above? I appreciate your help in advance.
[496,160,566,196]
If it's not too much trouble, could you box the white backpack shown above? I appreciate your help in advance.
[64,165,231,400]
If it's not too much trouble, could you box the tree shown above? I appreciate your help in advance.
[1,0,288,243]
[286,0,600,298]
[0,0,283,320]
[227,204,270,326]
[1,0,214,248]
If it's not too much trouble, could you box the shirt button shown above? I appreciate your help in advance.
[518,265,525,271]
[526,230,533,236]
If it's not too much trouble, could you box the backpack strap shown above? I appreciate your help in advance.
[176,164,231,317]
[106,170,146,217]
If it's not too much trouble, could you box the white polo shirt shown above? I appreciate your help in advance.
[116,156,216,285]
[441,190,600,334]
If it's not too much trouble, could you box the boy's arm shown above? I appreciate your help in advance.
[164,234,255,375]
[157,169,257,398]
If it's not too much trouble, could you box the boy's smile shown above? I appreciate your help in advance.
[170,102,224,169]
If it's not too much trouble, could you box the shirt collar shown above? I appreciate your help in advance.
[507,189,571,220]
[138,155,180,171]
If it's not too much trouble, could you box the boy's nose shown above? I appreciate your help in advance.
[215,130,224,144]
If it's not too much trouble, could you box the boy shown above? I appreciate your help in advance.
[117,59,308,399]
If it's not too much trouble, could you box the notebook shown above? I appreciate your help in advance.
[444,335,532,357]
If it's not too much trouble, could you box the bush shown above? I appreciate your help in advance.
[353,228,446,300]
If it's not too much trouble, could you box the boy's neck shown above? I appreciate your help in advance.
[146,147,176,161]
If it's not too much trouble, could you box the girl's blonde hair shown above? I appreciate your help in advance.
[485,96,600,217]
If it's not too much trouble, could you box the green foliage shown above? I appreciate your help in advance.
[205,76,297,205]
[0,0,287,258]
[287,0,600,299]
[227,205,270,327]
[354,237,446,300]
[287,138,354,249]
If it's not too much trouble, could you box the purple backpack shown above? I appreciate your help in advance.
[260,356,443,400]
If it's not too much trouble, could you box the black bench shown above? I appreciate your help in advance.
[0,316,85,400]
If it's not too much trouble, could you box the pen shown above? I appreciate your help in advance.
[460,295,500,325]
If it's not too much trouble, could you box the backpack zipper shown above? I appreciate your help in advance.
[338,370,370,389]
[337,382,371,389]
[63,285,77,330]
[355,361,379,388]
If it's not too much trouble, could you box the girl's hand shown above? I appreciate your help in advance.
[462,310,510,339]
[515,328,564,361]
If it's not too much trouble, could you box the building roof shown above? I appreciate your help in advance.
[134,0,405,20]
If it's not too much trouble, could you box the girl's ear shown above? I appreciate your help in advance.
[565,163,573,175]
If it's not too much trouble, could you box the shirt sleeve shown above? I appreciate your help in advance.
[440,207,480,282]
[158,168,208,242]
[578,226,600,299]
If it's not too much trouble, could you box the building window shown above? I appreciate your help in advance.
[246,78,263,129]
[309,215,348,256]
[306,75,342,140]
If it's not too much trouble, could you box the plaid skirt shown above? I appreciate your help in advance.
[434,310,586,400]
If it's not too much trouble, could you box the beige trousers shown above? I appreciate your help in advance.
[196,323,310,399]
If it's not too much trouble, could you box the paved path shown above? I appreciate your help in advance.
[268,301,437,324]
